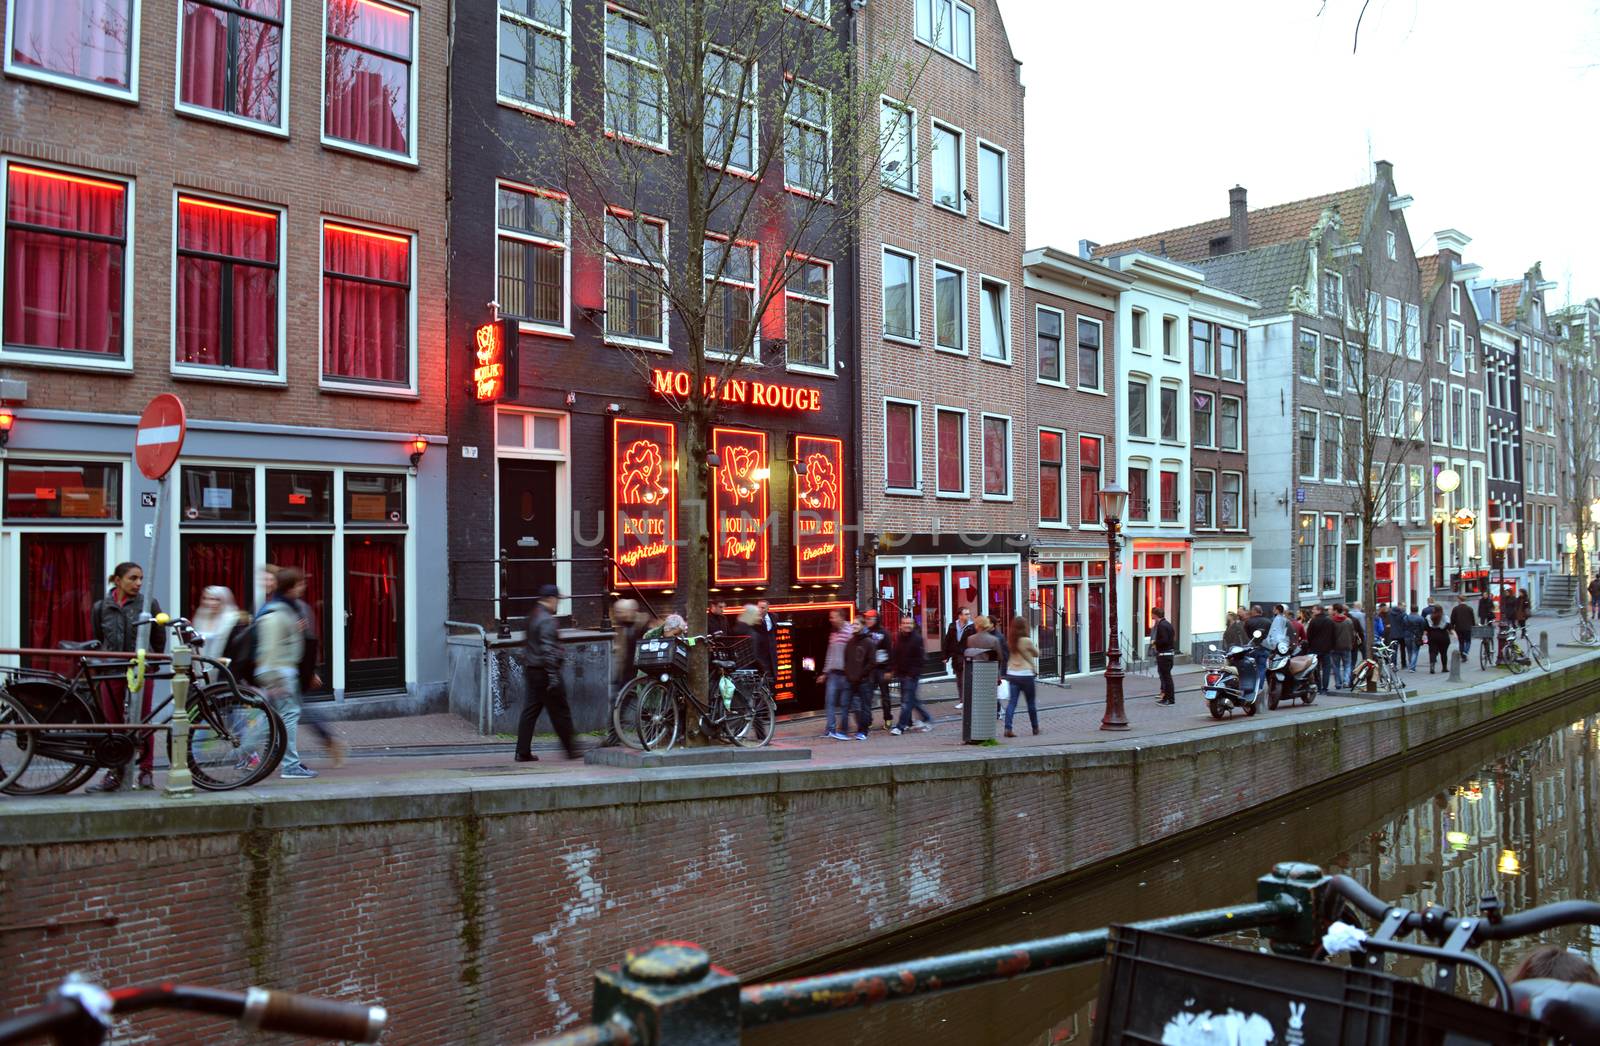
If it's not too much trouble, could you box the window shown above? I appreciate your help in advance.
[1405,383,1422,441]
[1434,323,1445,363]
[1193,470,1215,529]
[1159,384,1178,441]
[1127,378,1148,438]
[1408,465,1424,524]
[882,248,917,341]
[1450,283,1461,315]
[1468,390,1484,452]
[175,195,280,375]
[1429,380,1445,444]
[603,211,667,347]
[1449,322,1465,373]
[914,0,974,64]
[1038,429,1063,523]
[703,237,755,359]
[1449,386,1466,449]
[322,221,412,388]
[1128,465,1148,521]
[1384,297,1401,354]
[879,98,915,194]
[346,471,404,525]
[7,0,136,97]
[496,183,567,330]
[1220,472,1242,529]
[931,122,963,212]
[1321,334,1342,391]
[785,257,831,370]
[1320,516,1340,591]
[1322,270,1343,315]
[1218,325,1241,380]
[604,7,665,148]
[885,400,919,491]
[1035,305,1062,383]
[3,460,121,520]
[1130,308,1146,352]
[3,163,129,361]
[703,49,755,172]
[180,0,285,127]
[1219,396,1241,451]
[1297,513,1316,591]
[1345,341,1362,393]
[1192,391,1214,447]
[981,415,1010,497]
[1162,315,1176,358]
[267,470,334,524]
[1298,328,1319,381]
[1078,317,1103,390]
[785,0,827,20]
[498,0,567,117]
[936,408,966,494]
[1298,409,1319,481]
[183,465,255,523]
[977,141,1007,227]
[1159,469,1179,522]
[1404,303,1420,359]
[979,277,1008,362]
[1191,319,1213,376]
[1385,230,1396,260]
[1387,379,1404,437]
[1343,417,1360,483]
[1079,436,1102,524]
[324,0,416,159]
[1466,335,1476,373]
[1321,413,1340,481]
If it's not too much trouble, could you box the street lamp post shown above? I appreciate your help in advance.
[1435,468,1461,589]
[1490,528,1512,628]
[1099,482,1130,731]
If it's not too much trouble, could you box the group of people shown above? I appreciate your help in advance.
[81,560,339,792]
[936,607,1047,736]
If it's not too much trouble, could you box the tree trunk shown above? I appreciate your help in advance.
[1361,522,1377,692]
[680,406,712,745]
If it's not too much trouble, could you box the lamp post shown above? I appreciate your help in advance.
[1098,482,1129,731]
[1490,528,1512,627]
[1435,468,1460,589]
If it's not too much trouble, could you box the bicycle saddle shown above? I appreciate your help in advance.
[57,639,102,651]
[1512,978,1600,1040]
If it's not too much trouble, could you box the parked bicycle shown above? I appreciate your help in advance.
[1481,622,1547,674]
[1348,639,1405,697]
[0,614,285,795]
[616,633,775,751]
[1573,610,1598,646]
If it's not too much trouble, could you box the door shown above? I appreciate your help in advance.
[498,461,557,624]
[987,566,1015,625]
[1375,561,1395,605]
[912,567,944,674]
[877,568,903,634]
[268,536,333,698]
[1037,579,1058,678]
[1087,582,1106,671]
[20,534,103,672]
[345,536,403,692]
[952,567,980,621]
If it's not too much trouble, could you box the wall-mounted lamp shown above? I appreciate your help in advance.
[408,435,429,470]
[751,467,771,482]
[0,408,13,449]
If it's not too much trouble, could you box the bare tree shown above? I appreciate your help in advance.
[1555,300,1600,605]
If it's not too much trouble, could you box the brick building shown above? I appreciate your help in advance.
[858,0,1027,674]
[1553,299,1600,576]
[0,0,450,708]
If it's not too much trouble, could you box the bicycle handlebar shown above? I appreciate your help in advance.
[1325,873,1600,945]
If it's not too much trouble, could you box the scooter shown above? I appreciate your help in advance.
[1202,633,1263,719]
[1265,637,1319,709]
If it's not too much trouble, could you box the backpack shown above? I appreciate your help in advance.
[223,617,260,683]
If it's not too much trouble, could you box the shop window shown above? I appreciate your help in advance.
[499,0,568,118]
[345,472,406,525]
[785,258,831,370]
[180,0,285,127]
[266,470,334,525]
[7,0,135,95]
[176,196,280,374]
[324,0,415,159]
[182,534,253,615]
[496,184,567,330]
[322,222,412,387]
[182,466,254,524]
[3,163,128,360]
[3,460,121,520]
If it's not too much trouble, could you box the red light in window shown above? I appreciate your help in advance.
[288,493,309,506]
[8,165,124,193]
[324,222,410,246]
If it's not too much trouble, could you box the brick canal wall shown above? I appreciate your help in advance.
[5,654,1600,1044]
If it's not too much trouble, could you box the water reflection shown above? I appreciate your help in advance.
[750,697,1600,1046]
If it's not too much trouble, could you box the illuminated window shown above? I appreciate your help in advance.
[180,0,285,127]
[322,220,413,388]
[1038,429,1063,523]
[323,0,416,159]
[176,195,281,374]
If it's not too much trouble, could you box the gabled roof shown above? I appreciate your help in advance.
[1188,241,1308,315]
[1096,185,1371,262]
[1418,253,1442,301]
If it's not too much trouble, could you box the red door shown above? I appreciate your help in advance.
[345,536,403,692]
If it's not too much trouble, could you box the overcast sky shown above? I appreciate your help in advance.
[1003,0,1600,301]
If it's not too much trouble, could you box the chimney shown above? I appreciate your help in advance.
[1078,239,1099,261]
[1228,186,1248,252]
[1374,159,1394,187]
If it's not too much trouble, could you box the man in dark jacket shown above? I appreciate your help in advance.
[1385,604,1407,668]
[1590,576,1600,617]
[1450,595,1477,661]
[1478,589,1496,626]
[756,599,778,680]
[943,607,974,702]
[1306,606,1336,693]
[517,585,578,762]
[842,621,876,739]
[861,609,893,730]
[1150,607,1176,705]
[1244,605,1272,700]
[890,618,931,734]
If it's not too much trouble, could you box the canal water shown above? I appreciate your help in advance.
[750,693,1600,1046]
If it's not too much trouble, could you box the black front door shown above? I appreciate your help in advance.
[499,461,557,623]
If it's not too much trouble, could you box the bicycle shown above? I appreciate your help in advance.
[0,614,286,795]
[1573,610,1598,646]
[623,633,776,751]
[0,975,385,1044]
[1348,639,1405,696]
[1482,623,1546,674]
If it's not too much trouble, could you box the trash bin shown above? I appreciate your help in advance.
[962,647,999,744]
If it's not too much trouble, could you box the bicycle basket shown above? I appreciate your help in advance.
[634,636,691,672]
[708,633,759,668]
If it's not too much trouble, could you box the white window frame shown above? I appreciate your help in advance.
[703,47,757,175]
[1386,230,1396,260]
[1034,303,1065,386]
[930,119,966,214]
[979,412,1012,501]
[978,275,1010,364]
[603,5,668,151]
[1129,307,1148,354]
[883,397,922,494]
[169,189,288,385]
[1126,459,1151,523]
[1449,385,1467,450]
[1078,434,1105,530]
[1449,321,1466,375]
[782,76,830,198]
[1298,327,1320,383]
[783,0,830,25]
[881,245,920,346]
[1384,296,1402,355]
[1408,464,1425,524]
[1429,379,1446,445]
[1405,382,1423,442]
[1158,380,1181,443]
[934,405,969,498]
[702,233,758,362]
[1218,395,1242,452]
[976,138,1009,231]
[1126,375,1150,441]
[914,0,976,67]
[1077,315,1105,393]
[1218,323,1243,382]
[601,208,670,352]
[1451,283,1461,315]
[1037,426,1067,527]
[317,215,419,396]
[1404,302,1420,359]
[320,0,420,166]
[878,96,917,197]
[1298,407,1319,482]
[495,179,570,336]
[1162,314,1178,359]
[1220,470,1244,532]
[0,158,136,372]
[783,253,833,375]
[1321,334,1342,392]
[496,0,570,122]
[1191,318,1215,378]
[1321,411,1341,482]
[1191,389,1215,449]
[176,0,291,135]
[1468,389,1484,452]
[1192,467,1216,530]
[4,0,142,102]
[1322,270,1344,316]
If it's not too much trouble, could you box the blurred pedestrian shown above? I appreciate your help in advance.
[256,567,322,779]
[515,584,578,762]
[843,616,875,741]
[861,608,893,730]
[191,585,241,655]
[1307,605,1335,692]
[1425,606,1451,673]
[890,617,932,735]
[755,599,778,680]
[1003,615,1041,735]
[822,609,854,740]
[86,562,164,792]
[1451,595,1477,660]
[1223,611,1248,649]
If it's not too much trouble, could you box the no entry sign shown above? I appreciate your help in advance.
[135,393,187,480]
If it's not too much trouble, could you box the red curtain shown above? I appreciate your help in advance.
[4,165,125,355]
[176,198,277,370]
[268,537,328,653]
[324,0,411,154]
[9,0,132,87]
[25,537,96,672]
[180,1,282,123]
[886,405,913,489]
[323,225,409,383]
[347,540,398,660]
[184,539,250,616]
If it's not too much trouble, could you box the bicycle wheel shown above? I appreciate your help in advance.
[1,681,99,796]
[1506,641,1527,674]
[1480,641,1492,671]
[727,682,776,748]
[1529,642,1549,672]
[0,691,37,792]
[635,680,681,751]
[611,677,645,750]
[183,683,284,791]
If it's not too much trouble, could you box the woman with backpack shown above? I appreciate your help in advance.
[88,562,164,792]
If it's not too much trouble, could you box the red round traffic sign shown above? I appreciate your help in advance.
[135,394,187,480]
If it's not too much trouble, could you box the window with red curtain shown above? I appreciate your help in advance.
[182,537,252,615]
[347,539,399,659]
[180,0,285,126]
[1038,430,1062,522]
[22,535,101,672]
[885,402,916,490]
[324,0,414,156]
[982,416,1009,496]
[1160,469,1179,522]
[936,409,964,493]
[177,197,279,372]
[269,537,331,690]
[1079,436,1101,524]
[8,0,134,90]
[323,222,411,385]
[3,164,127,357]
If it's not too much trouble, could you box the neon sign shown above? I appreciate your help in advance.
[472,321,507,402]
[650,368,822,413]
[613,419,676,588]
[712,427,769,585]
[794,434,844,582]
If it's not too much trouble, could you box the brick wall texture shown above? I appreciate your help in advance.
[1026,284,1118,530]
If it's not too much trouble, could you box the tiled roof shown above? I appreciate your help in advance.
[1417,253,1442,300]
[1189,242,1308,315]
[1096,185,1371,262]
[1498,285,1522,325]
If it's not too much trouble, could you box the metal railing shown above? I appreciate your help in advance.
[448,553,661,634]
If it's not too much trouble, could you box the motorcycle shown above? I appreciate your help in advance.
[1265,637,1319,709]
[1201,633,1263,719]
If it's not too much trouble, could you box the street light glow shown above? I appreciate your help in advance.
[1490,528,1512,552]
[1435,467,1461,494]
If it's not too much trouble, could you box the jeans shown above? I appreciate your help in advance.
[1406,640,1419,671]
[873,671,893,726]
[1251,650,1270,698]
[894,674,931,729]
[1155,653,1175,702]
[1455,629,1471,658]
[1003,673,1039,733]
[1330,651,1352,688]
[1316,653,1333,693]
[825,672,851,734]
[264,672,304,771]
[850,680,875,735]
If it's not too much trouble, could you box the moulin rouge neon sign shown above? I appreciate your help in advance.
[650,368,822,413]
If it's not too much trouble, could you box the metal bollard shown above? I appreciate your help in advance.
[1540,631,1549,659]
[1448,649,1462,682]
[164,644,194,796]
[591,942,739,1045]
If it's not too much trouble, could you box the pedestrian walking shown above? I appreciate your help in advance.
[1403,607,1425,671]
[843,618,876,740]
[861,608,894,730]
[1478,589,1495,626]
[255,567,324,779]
[1450,595,1477,661]
[1589,576,1600,618]
[1223,611,1248,649]
[730,603,764,670]
[1002,616,1041,735]
[1150,606,1177,706]
[191,586,243,685]
[822,609,855,740]
[287,576,343,766]
[1331,604,1357,689]
[515,584,579,762]
[1306,605,1335,693]
[1516,591,1532,626]
[890,617,932,734]
[1266,604,1291,651]
[755,599,778,681]
[85,562,164,792]
[1348,603,1367,641]
[1425,606,1451,673]
[944,607,975,706]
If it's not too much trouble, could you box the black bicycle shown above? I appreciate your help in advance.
[619,633,776,751]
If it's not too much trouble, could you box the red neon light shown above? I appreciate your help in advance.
[794,434,845,582]
[472,322,506,402]
[288,493,309,505]
[8,165,124,193]
[179,196,276,221]
[613,419,677,589]
[650,368,821,413]
[711,427,769,586]
[325,222,410,246]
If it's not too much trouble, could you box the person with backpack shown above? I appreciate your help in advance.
[255,567,323,779]
[86,562,164,792]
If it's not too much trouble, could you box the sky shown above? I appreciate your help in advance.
[1001,0,1600,301]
